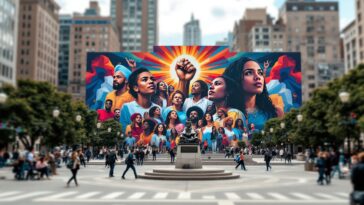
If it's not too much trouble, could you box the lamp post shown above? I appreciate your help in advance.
[280,122,286,151]
[0,92,8,104]
[339,91,351,157]
[269,128,273,148]
[52,108,60,118]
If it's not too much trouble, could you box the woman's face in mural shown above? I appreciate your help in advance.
[135,114,142,123]
[157,124,164,133]
[170,111,178,120]
[208,77,226,101]
[205,113,212,122]
[172,93,183,106]
[154,107,161,116]
[198,119,203,127]
[135,71,155,95]
[241,61,264,95]
[158,82,167,91]
[143,121,149,130]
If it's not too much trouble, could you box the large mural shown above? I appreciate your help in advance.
[86,46,301,149]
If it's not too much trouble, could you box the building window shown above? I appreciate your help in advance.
[308,84,315,89]
[359,13,362,22]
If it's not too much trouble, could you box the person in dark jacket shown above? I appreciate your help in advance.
[315,152,326,185]
[350,152,364,205]
[108,150,117,177]
[264,149,272,171]
[122,152,138,179]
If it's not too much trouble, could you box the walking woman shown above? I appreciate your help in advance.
[67,151,80,187]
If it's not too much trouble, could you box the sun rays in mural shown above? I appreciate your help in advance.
[134,46,235,88]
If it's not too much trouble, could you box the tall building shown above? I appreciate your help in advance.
[355,0,364,67]
[183,14,201,45]
[68,1,120,101]
[0,0,18,87]
[279,0,343,101]
[248,23,286,52]
[16,0,60,86]
[232,8,271,52]
[342,20,358,73]
[58,15,72,92]
[111,0,158,52]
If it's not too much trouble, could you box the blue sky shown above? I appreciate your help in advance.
[56,0,355,46]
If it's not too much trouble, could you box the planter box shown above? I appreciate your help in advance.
[304,162,315,171]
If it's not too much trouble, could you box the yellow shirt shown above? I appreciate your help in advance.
[138,132,153,146]
[105,90,134,112]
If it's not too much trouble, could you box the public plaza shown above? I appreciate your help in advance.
[0,154,351,205]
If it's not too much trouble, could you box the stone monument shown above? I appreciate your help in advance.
[175,120,202,169]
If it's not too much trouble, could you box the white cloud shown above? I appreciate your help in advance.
[159,0,277,36]
[55,0,110,16]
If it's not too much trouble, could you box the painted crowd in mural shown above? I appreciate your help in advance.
[86,46,301,153]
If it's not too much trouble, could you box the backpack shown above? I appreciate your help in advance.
[67,160,74,169]
[234,155,240,162]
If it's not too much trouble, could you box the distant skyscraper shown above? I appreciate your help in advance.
[183,14,201,45]
[111,0,158,52]
[68,1,120,101]
[16,0,60,86]
[355,0,364,68]
[58,15,72,92]
[0,0,18,86]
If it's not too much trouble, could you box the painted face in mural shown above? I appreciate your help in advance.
[189,111,198,123]
[114,109,120,118]
[143,121,150,130]
[208,77,226,101]
[135,114,142,124]
[191,81,201,95]
[205,113,212,122]
[113,71,127,90]
[157,124,164,133]
[154,107,161,116]
[168,85,175,93]
[134,72,155,95]
[172,93,183,106]
[170,111,178,120]
[105,100,112,111]
[158,81,167,92]
[241,61,264,95]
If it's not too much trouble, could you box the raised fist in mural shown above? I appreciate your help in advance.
[175,58,196,81]
[125,58,137,71]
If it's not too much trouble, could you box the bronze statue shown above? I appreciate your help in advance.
[179,120,199,144]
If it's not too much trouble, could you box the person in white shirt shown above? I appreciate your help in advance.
[120,68,161,132]
[183,80,213,114]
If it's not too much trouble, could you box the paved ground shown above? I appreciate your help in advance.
[0,163,351,205]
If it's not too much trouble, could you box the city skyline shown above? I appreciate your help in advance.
[55,0,355,45]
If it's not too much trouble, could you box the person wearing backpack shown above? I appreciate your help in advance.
[108,149,118,177]
[235,150,247,170]
[122,151,137,179]
[264,149,272,171]
[66,151,80,187]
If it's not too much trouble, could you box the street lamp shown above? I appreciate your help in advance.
[75,114,82,122]
[52,108,60,118]
[108,127,112,132]
[297,114,303,122]
[0,92,8,104]
[338,91,352,157]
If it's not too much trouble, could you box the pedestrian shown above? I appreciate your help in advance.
[122,152,138,179]
[350,152,364,205]
[235,151,247,171]
[315,152,326,185]
[279,148,284,161]
[285,150,292,164]
[108,149,117,177]
[66,151,80,187]
[139,148,145,166]
[78,150,86,168]
[85,149,91,163]
[264,149,272,171]
[35,157,50,180]
[152,146,157,161]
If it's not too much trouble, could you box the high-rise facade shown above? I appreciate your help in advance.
[58,15,72,92]
[355,0,364,68]
[0,0,18,86]
[111,0,158,52]
[342,20,358,73]
[68,2,120,101]
[16,0,60,86]
[232,8,271,52]
[279,0,343,101]
[183,14,201,45]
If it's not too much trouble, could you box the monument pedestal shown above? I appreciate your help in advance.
[175,144,202,169]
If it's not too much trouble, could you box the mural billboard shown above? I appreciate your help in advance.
[86,46,301,147]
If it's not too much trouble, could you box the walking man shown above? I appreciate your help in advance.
[122,152,138,179]
[108,149,117,177]
[264,149,272,171]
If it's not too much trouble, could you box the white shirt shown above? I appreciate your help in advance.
[183,97,213,114]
